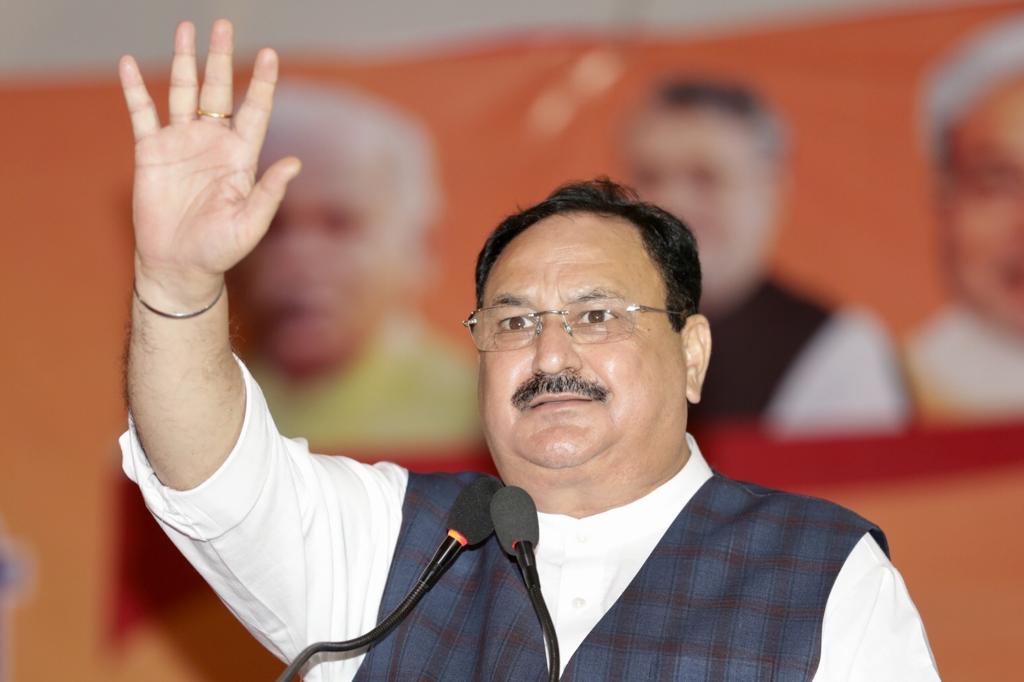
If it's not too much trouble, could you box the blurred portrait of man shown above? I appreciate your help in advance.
[233,82,479,450]
[910,15,1024,421]
[622,79,908,435]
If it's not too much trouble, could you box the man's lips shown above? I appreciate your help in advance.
[528,394,595,409]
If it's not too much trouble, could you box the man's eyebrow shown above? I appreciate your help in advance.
[573,288,623,302]
[488,293,530,307]
[486,288,623,307]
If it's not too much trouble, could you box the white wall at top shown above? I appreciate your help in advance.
[0,0,983,79]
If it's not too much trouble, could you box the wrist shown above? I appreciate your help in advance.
[134,279,224,319]
[133,258,226,314]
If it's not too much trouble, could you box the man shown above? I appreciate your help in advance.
[118,20,937,679]
[233,81,479,450]
[623,79,908,435]
[909,14,1024,421]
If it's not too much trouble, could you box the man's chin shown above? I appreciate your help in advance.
[964,286,1024,339]
[263,336,359,383]
[990,307,1024,339]
[512,435,603,472]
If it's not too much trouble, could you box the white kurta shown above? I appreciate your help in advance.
[121,359,938,680]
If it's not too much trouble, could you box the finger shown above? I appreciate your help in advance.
[119,55,160,142]
[168,21,198,125]
[234,48,278,151]
[198,19,234,123]
[240,156,301,242]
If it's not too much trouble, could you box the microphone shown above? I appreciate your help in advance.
[490,486,560,682]
[275,475,502,682]
[419,474,501,589]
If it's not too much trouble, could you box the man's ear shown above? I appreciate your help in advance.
[680,314,711,404]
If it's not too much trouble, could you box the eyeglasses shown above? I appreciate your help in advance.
[462,297,686,352]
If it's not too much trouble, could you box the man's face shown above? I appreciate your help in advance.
[478,213,707,508]
[624,107,781,313]
[941,78,1024,336]
[238,152,407,380]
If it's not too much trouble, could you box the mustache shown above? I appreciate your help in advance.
[511,371,610,411]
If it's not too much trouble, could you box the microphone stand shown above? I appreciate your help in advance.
[275,531,471,681]
[274,579,431,681]
[513,540,559,682]
[275,472,501,681]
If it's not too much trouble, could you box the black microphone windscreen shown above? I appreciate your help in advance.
[447,476,503,545]
[490,486,539,556]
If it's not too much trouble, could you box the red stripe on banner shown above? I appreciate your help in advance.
[108,442,495,642]
[696,420,1024,489]
[110,424,1023,641]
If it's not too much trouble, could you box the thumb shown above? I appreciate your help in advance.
[241,156,301,243]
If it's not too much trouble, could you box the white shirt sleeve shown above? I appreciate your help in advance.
[119,357,408,681]
[766,309,909,437]
[815,534,940,681]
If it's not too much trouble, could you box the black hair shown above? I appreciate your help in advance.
[474,178,701,331]
[650,77,787,161]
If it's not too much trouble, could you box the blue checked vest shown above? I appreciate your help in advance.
[355,471,886,681]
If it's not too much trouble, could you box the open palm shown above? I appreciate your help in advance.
[120,20,299,306]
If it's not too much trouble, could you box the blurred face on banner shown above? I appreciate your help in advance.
[236,87,434,381]
[623,106,782,315]
[940,78,1024,336]
[478,213,706,511]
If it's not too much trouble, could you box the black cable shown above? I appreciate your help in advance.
[515,541,560,682]
[527,585,559,681]
[275,580,430,681]
[275,476,502,680]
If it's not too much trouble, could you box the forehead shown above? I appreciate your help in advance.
[483,212,666,305]
[951,78,1024,162]
[624,107,765,166]
[282,153,392,207]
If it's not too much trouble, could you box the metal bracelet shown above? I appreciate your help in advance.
[132,280,225,319]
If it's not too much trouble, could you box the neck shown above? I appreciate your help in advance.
[702,275,768,321]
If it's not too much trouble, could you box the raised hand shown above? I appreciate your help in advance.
[120,19,300,311]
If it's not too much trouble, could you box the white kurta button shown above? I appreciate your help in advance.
[576,533,588,543]
[572,597,586,609]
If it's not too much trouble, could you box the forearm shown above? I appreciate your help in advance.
[119,19,296,490]
[127,273,243,490]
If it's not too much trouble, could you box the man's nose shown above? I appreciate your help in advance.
[531,313,582,376]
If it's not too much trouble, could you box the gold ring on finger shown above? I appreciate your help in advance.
[197,108,233,120]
